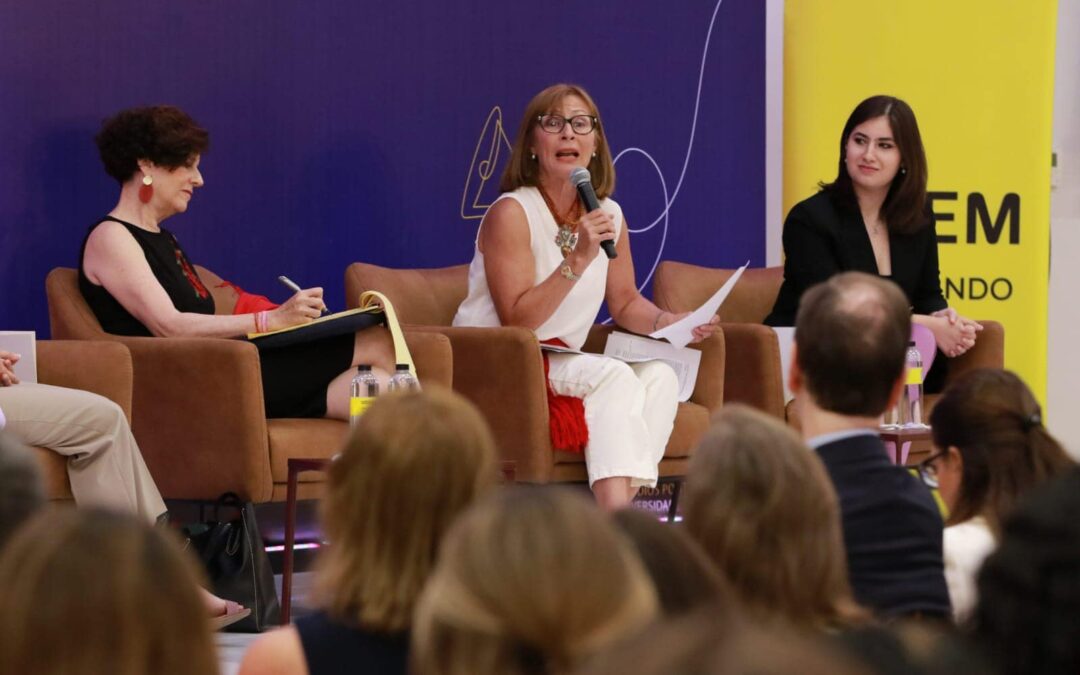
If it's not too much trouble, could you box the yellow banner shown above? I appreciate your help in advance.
[784,1,1057,402]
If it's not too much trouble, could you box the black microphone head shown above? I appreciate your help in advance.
[569,167,592,187]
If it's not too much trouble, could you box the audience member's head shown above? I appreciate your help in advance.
[412,487,658,675]
[0,508,216,675]
[927,368,1074,532]
[0,431,45,550]
[316,388,499,632]
[684,404,867,629]
[611,507,731,616]
[972,467,1080,674]
[573,606,870,675]
[794,272,911,417]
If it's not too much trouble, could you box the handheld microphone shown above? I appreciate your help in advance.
[569,167,617,259]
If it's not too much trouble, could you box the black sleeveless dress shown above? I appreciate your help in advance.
[78,217,353,418]
[294,611,409,675]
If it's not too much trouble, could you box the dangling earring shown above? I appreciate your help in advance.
[530,152,537,161]
[591,151,597,158]
[139,174,154,204]
[900,166,907,175]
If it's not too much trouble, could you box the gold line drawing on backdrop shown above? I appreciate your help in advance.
[460,106,513,220]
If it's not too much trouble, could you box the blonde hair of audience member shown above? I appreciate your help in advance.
[240,389,499,675]
[412,487,659,675]
[317,388,498,629]
[683,404,868,630]
[0,508,216,675]
[573,606,871,675]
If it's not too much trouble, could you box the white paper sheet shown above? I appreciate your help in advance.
[649,262,749,348]
[0,331,37,384]
[603,331,701,402]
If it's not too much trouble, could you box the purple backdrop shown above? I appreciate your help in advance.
[0,0,764,334]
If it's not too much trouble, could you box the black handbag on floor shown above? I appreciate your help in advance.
[184,493,281,632]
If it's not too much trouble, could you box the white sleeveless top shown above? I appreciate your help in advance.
[452,186,623,350]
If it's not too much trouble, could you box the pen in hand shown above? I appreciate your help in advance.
[277,275,329,314]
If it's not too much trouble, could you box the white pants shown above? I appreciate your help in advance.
[0,383,166,523]
[546,353,678,488]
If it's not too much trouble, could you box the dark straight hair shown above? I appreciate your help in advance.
[820,95,929,235]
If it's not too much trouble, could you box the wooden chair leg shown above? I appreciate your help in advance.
[281,462,300,625]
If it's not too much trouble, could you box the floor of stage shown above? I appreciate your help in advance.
[216,571,315,675]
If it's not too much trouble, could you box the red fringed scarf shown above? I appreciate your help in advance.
[541,338,589,454]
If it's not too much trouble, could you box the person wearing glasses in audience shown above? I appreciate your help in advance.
[452,83,719,510]
[920,368,1074,621]
[764,95,981,391]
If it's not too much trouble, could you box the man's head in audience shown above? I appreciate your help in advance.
[791,272,911,432]
[0,431,45,550]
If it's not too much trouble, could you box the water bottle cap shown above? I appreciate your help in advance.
[395,363,410,371]
[357,364,373,372]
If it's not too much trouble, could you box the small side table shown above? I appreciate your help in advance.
[878,426,932,465]
[280,457,517,625]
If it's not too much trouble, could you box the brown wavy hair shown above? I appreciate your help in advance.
[0,509,217,675]
[929,368,1074,533]
[683,405,868,630]
[315,388,498,632]
[412,487,658,675]
[499,83,615,198]
[820,95,929,235]
[96,105,209,183]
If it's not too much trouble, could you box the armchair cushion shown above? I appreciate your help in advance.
[32,340,134,500]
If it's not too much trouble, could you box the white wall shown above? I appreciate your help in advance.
[1047,1,1080,457]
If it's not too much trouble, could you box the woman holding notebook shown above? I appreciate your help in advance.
[79,105,394,420]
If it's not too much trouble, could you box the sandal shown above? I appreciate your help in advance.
[211,600,251,631]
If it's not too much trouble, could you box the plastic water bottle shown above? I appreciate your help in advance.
[349,365,379,427]
[899,341,924,428]
[387,363,420,393]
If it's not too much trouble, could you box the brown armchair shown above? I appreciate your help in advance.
[343,262,726,484]
[46,267,453,502]
[29,340,134,501]
[653,261,1006,427]
[654,263,787,419]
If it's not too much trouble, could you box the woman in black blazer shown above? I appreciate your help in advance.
[766,96,981,372]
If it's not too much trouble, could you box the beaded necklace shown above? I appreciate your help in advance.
[538,185,582,258]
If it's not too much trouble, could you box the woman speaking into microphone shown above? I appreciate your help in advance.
[453,84,718,509]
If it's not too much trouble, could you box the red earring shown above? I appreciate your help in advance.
[139,175,154,204]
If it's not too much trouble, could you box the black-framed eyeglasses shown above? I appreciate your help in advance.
[536,114,598,135]
[917,450,947,490]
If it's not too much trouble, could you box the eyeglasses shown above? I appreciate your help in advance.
[917,450,947,490]
[536,114,598,135]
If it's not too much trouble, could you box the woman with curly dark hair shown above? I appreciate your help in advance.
[924,368,1074,620]
[80,105,395,421]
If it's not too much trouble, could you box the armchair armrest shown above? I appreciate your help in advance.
[717,323,786,419]
[947,320,1005,384]
[582,325,726,412]
[411,325,553,482]
[117,336,272,502]
[404,329,453,388]
[36,340,134,422]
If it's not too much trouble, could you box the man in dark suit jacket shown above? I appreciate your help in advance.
[788,272,949,618]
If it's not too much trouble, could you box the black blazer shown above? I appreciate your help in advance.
[816,433,950,619]
[765,191,948,326]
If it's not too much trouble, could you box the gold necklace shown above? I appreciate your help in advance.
[538,186,582,258]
